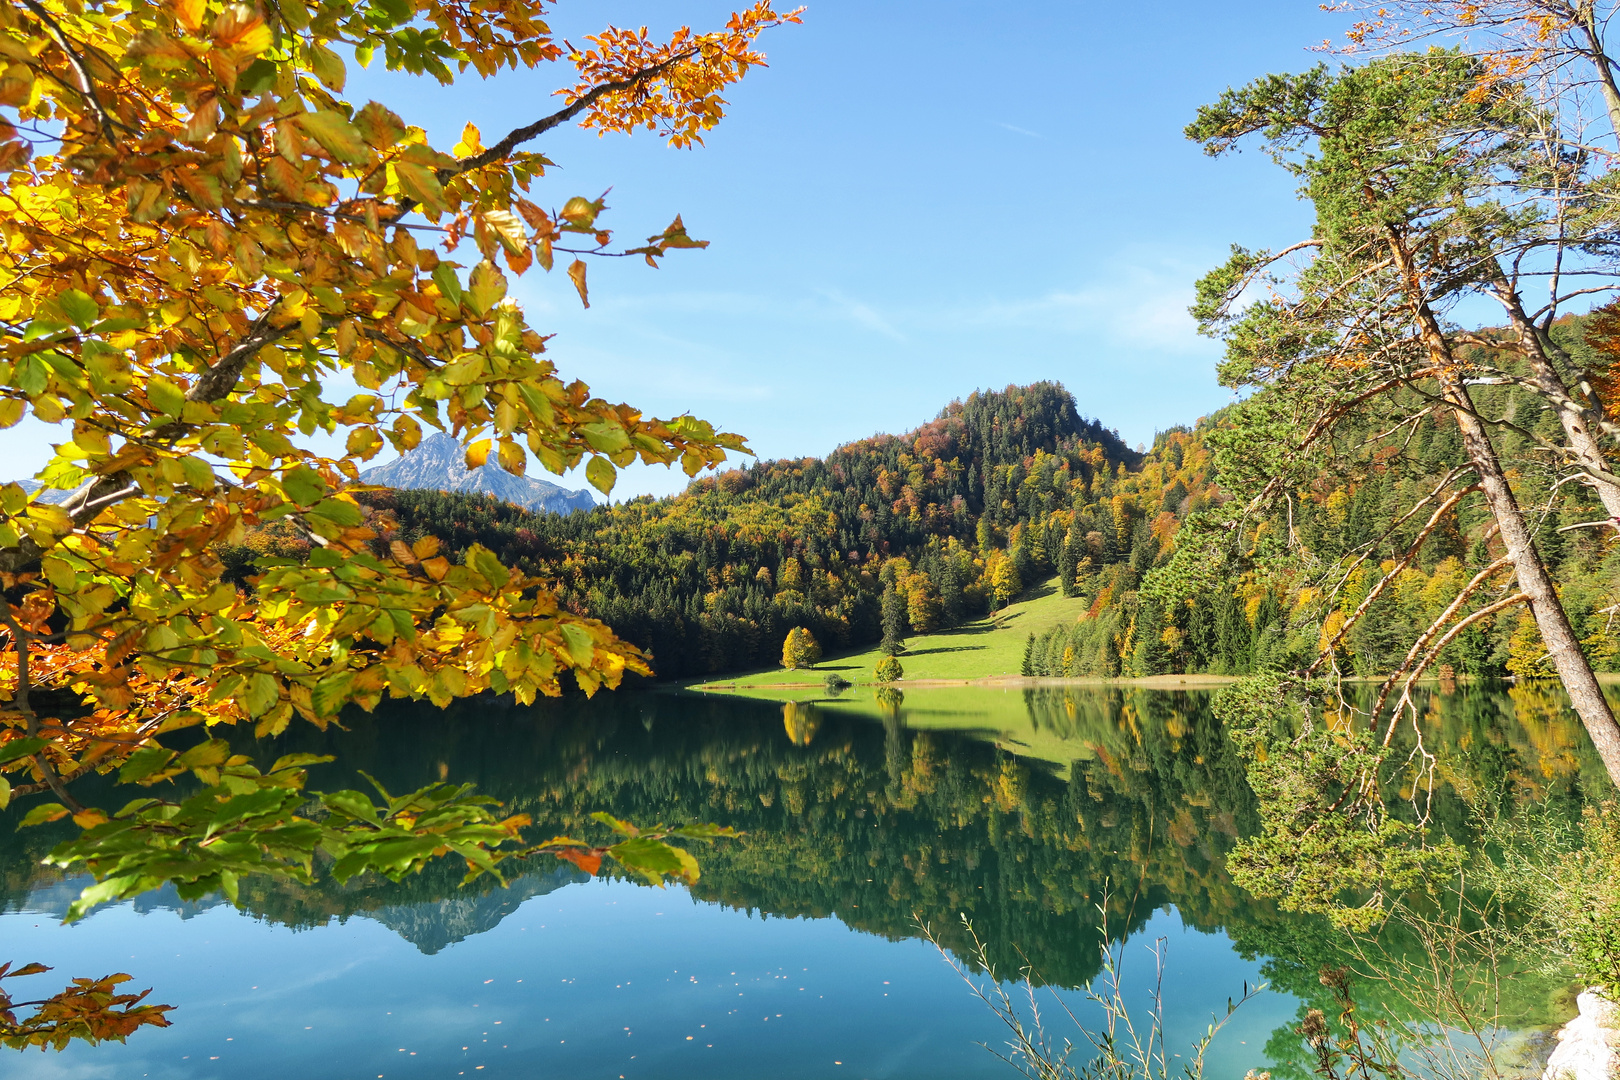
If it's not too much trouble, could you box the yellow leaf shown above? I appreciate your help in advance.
[465,439,492,468]
[454,122,484,157]
[299,110,370,166]
[211,5,271,55]
[309,42,347,91]
[497,440,526,475]
[585,455,615,494]
[568,259,589,308]
[467,261,506,314]
[394,161,445,215]
[172,0,207,33]
[481,209,528,255]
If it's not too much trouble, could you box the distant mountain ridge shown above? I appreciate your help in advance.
[359,432,596,515]
[14,479,72,505]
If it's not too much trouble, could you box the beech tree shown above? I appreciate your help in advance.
[781,626,820,670]
[1185,52,1620,787]
[0,0,799,1014]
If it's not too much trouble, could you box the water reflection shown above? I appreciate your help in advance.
[1,682,1611,1070]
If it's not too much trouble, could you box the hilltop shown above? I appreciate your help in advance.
[352,382,1207,680]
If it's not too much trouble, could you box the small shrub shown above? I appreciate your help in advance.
[875,655,903,682]
[823,673,851,695]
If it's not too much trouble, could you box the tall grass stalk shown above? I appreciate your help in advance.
[920,908,1264,1080]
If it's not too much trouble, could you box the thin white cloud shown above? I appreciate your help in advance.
[998,122,1043,138]
[935,263,1214,354]
[815,289,907,341]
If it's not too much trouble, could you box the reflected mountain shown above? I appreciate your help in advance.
[2,682,1611,992]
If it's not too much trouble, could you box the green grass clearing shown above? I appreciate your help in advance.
[687,575,1089,688]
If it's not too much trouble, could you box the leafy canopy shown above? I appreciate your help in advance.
[0,0,795,931]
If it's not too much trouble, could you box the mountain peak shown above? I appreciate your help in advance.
[360,432,596,515]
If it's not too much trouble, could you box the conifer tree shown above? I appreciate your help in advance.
[879,586,907,655]
[1186,52,1620,785]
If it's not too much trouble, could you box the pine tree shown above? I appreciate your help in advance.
[880,586,908,655]
[1058,521,1080,598]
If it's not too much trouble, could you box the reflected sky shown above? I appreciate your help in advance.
[2,877,1295,1080]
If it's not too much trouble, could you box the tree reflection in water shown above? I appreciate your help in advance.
[1,682,1609,1054]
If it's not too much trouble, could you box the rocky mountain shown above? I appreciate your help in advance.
[14,479,72,505]
[359,432,597,515]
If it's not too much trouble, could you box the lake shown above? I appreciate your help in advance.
[1,683,1609,1080]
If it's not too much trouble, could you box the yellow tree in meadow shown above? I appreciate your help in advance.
[781,626,821,670]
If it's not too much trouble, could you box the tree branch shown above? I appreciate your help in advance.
[1306,483,1482,676]
[396,50,697,216]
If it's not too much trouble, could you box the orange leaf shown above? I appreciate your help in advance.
[555,848,602,875]
[567,259,589,308]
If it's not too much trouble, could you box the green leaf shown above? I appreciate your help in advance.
[16,355,47,397]
[240,57,278,95]
[469,548,510,589]
[19,802,69,827]
[299,110,370,165]
[307,498,364,527]
[559,623,594,667]
[321,789,382,824]
[608,836,699,885]
[581,422,630,454]
[57,289,99,328]
[281,465,327,507]
[147,376,186,417]
[241,672,279,717]
[119,745,178,784]
[590,811,639,836]
[270,753,333,773]
[311,672,354,716]
[432,263,463,307]
[0,776,9,810]
[585,455,616,495]
[177,739,231,771]
[0,736,46,765]
[64,873,145,922]
[293,584,352,605]
[669,822,744,840]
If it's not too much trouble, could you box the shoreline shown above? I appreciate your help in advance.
[684,673,1245,692]
[678,672,1620,694]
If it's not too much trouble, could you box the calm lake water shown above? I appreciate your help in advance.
[1,683,1609,1080]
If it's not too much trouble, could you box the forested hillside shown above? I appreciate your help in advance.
[1030,319,1620,680]
[223,360,1620,684]
[346,382,1176,679]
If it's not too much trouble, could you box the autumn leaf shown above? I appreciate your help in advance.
[568,258,589,307]
[0,0,786,998]
[299,111,370,165]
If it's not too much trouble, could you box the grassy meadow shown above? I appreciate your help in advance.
[686,576,1090,688]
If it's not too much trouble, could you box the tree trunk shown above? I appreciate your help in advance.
[1576,14,1620,147]
[1437,371,1620,788]
[1488,272,1620,520]
[1384,227,1620,788]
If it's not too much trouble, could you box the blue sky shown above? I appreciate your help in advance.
[377,0,1347,497]
[12,1,1352,498]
